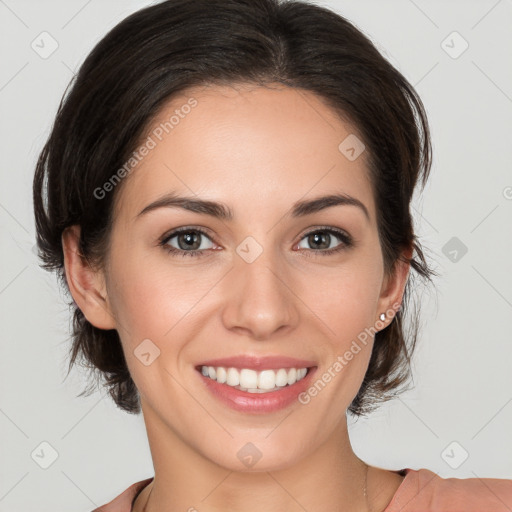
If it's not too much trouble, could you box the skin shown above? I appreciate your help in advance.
[62,83,411,512]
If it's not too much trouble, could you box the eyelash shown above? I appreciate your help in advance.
[158,226,353,259]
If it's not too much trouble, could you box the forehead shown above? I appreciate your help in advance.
[113,82,375,224]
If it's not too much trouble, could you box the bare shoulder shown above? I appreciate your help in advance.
[368,466,406,512]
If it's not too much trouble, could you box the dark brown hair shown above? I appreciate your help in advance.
[33,0,437,416]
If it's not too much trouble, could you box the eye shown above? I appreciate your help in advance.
[159,227,215,258]
[159,226,353,259]
[295,227,353,256]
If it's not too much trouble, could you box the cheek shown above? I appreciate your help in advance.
[106,252,218,347]
[105,260,197,399]
[306,258,383,338]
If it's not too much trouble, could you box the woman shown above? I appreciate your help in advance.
[32,0,512,510]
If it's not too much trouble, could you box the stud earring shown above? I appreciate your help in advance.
[379,313,386,321]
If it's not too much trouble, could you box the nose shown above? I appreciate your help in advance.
[220,245,300,340]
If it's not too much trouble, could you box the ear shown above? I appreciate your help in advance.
[61,225,117,330]
[376,245,412,327]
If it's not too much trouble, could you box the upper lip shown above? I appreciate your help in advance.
[196,355,317,371]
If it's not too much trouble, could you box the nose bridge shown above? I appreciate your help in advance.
[221,237,298,339]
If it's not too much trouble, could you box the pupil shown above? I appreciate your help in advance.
[180,232,199,250]
[310,232,329,249]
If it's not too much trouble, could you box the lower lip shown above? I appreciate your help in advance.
[197,367,317,414]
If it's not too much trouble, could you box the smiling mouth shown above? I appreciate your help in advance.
[196,365,315,393]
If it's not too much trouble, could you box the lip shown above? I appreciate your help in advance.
[196,355,317,371]
[196,365,318,414]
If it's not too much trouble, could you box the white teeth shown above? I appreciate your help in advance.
[226,367,240,386]
[275,368,288,387]
[258,369,276,390]
[216,366,227,384]
[238,385,287,393]
[240,369,258,389]
[287,368,297,385]
[199,365,310,392]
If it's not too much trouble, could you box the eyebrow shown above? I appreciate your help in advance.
[135,192,370,222]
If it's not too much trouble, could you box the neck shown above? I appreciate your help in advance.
[137,399,377,512]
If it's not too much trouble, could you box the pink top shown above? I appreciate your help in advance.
[91,468,512,511]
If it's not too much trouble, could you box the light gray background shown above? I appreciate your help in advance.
[1,0,511,510]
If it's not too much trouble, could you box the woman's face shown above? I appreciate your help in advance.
[100,83,403,471]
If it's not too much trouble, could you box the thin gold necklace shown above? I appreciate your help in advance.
[143,463,369,511]
[364,462,370,510]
